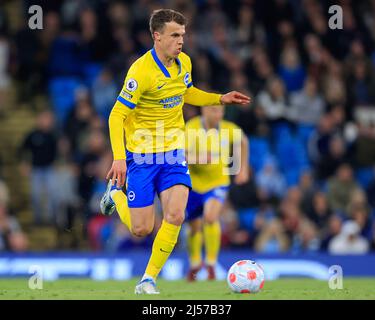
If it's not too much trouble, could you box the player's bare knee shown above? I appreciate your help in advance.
[204,214,217,225]
[131,225,152,237]
[165,210,185,226]
[190,224,200,234]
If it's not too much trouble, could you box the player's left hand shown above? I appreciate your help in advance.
[234,167,249,185]
[220,91,251,105]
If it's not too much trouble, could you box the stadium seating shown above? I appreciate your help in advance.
[48,77,83,124]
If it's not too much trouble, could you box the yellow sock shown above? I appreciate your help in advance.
[203,221,221,266]
[145,220,181,279]
[111,191,132,230]
[187,229,203,268]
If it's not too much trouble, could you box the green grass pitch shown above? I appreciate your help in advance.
[0,278,374,300]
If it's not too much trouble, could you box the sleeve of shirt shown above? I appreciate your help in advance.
[183,55,222,106]
[109,63,148,160]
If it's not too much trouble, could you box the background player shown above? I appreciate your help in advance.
[185,105,249,281]
[100,9,250,294]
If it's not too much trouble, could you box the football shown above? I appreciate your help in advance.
[227,260,265,293]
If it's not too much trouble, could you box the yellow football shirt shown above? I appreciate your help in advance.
[185,116,242,193]
[108,48,222,160]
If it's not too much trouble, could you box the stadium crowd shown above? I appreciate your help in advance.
[0,0,375,254]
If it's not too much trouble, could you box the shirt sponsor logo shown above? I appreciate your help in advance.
[159,95,183,108]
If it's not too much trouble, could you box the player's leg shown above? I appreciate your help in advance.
[202,188,227,279]
[101,156,158,232]
[186,218,203,281]
[100,179,135,231]
[142,184,188,280]
[110,187,132,230]
[136,149,191,294]
[185,189,204,281]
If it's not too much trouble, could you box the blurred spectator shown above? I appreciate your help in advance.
[308,114,339,166]
[320,214,343,251]
[327,164,362,216]
[235,5,265,60]
[350,205,372,241]
[289,77,325,125]
[235,104,270,137]
[53,136,80,246]
[0,181,28,252]
[306,191,332,230]
[255,157,286,201]
[64,96,95,156]
[0,36,10,89]
[79,7,112,63]
[47,28,82,77]
[292,219,320,252]
[0,35,10,113]
[91,68,118,120]
[78,129,108,219]
[366,168,375,208]
[347,59,375,107]
[315,135,348,180]
[20,111,58,225]
[248,46,275,95]
[278,45,306,93]
[299,171,316,214]
[257,76,290,122]
[254,219,289,253]
[353,122,375,168]
[303,33,325,80]
[322,60,347,106]
[279,199,303,240]
[228,169,259,210]
[13,21,43,101]
[347,189,370,214]
[328,221,369,254]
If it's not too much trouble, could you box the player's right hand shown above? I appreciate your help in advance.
[106,159,127,188]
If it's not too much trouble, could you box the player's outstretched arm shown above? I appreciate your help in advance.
[220,91,251,105]
[184,86,251,107]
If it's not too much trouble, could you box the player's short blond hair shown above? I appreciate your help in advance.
[149,9,187,37]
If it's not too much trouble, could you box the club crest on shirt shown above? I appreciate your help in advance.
[126,78,138,92]
[184,72,190,86]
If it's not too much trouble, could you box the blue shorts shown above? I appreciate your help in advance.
[186,186,229,221]
[125,149,192,208]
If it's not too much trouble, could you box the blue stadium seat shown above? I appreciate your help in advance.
[48,36,83,77]
[49,77,83,124]
[83,63,103,87]
[238,208,258,232]
[297,124,316,143]
[271,122,292,144]
[355,167,374,189]
[249,136,271,173]
[284,169,300,187]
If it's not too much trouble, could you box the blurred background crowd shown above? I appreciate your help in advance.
[0,0,375,254]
